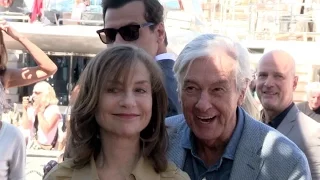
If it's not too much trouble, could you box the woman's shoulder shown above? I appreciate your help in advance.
[44,159,95,180]
[46,104,60,111]
[45,104,62,116]
[160,161,190,180]
[43,159,74,180]
[1,122,24,139]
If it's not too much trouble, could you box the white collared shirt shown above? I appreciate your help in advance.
[155,53,176,61]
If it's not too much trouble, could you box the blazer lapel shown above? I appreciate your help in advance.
[166,115,188,169]
[276,105,298,136]
[230,110,263,180]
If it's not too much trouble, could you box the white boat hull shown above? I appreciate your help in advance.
[3,22,106,54]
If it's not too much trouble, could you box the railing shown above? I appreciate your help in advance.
[165,1,320,41]
[0,11,29,22]
[56,18,103,26]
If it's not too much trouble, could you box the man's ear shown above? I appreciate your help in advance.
[237,90,246,106]
[156,22,165,44]
[293,75,299,90]
[237,80,250,106]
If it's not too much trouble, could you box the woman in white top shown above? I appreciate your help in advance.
[0,81,25,180]
[0,119,25,180]
[0,17,57,180]
[21,81,62,150]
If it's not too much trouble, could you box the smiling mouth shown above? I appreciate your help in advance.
[263,92,277,95]
[113,114,140,119]
[196,116,216,124]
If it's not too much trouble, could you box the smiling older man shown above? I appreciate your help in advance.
[257,50,320,179]
[166,34,311,180]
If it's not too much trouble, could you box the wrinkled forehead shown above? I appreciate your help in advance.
[183,54,237,82]
[104,2,146,28]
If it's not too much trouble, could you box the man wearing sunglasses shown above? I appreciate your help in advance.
[97,0,180,117]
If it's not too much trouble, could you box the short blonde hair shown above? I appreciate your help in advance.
[34,81,58,105]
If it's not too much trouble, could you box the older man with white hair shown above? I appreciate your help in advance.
[166,34,311,179]
[297,82,320,122]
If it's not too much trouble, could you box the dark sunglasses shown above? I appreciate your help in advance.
[96,22,154,44]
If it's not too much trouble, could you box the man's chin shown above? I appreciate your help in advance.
[261,102,277,111]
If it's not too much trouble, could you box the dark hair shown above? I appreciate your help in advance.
[102,0,164,31]
[0,31,7,72]
[67,45,169,172]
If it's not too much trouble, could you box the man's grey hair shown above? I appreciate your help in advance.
[306,82,320,93]
[174,34,252,92]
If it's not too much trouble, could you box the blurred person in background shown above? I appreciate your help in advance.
[57,84,80,152]
[71,0,90,22]
[0,19,57,88]
[21,81,62,150]
[44,45,189,180]
[297,82,320,122]
[0,16,57,180]
[0,81,26,180]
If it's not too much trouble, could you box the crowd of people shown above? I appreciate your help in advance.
[1,0,320,180]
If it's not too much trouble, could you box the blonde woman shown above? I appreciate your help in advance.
[21,81,62,150]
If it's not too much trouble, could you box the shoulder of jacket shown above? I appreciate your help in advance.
[160,161,190,180]
[43,160,74,180]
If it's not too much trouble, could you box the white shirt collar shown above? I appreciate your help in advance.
[155,53,176,61]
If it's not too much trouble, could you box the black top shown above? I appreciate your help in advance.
[297,101,320,123]
[268,103,295,129]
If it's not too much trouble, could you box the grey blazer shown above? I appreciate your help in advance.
[166,107,311,180]
[277,105,320,179]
